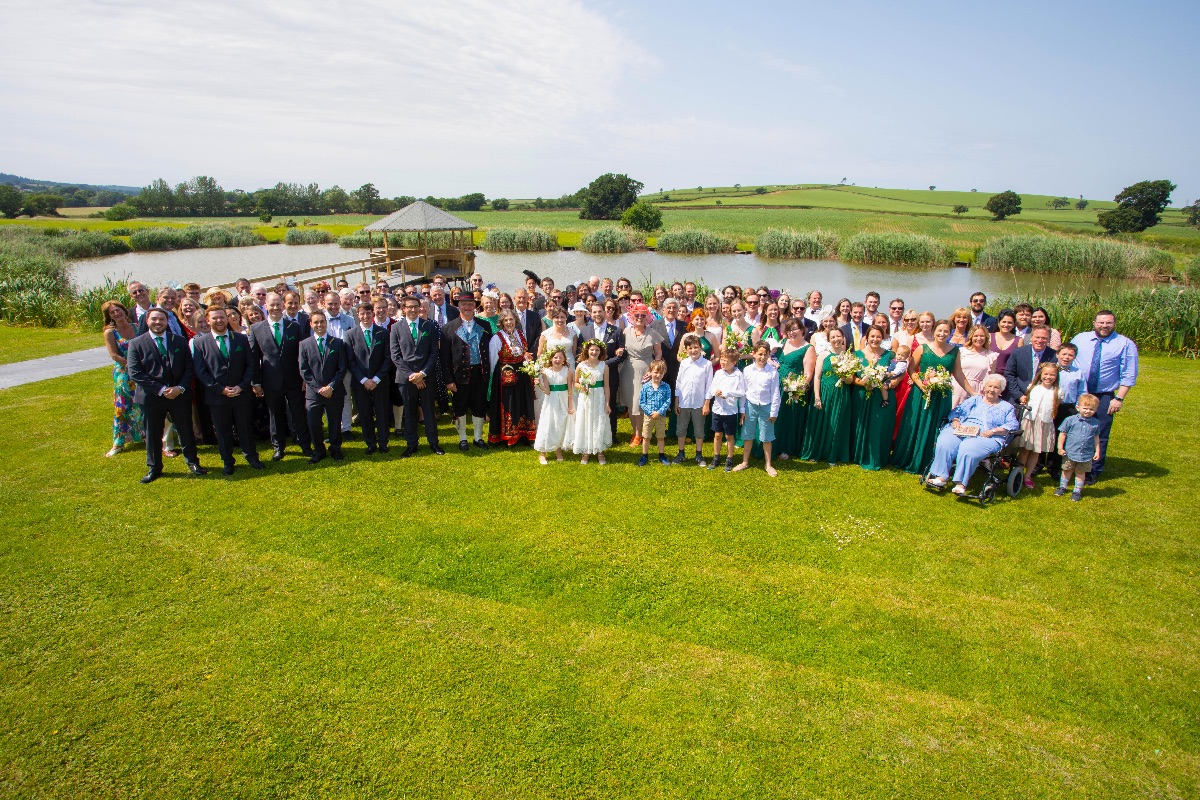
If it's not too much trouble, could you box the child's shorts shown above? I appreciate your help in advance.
[1061,457,1092,474]
[741,402,775,443]
[712,413,738,436]
[676,407,705,438]
[641,414,667,441]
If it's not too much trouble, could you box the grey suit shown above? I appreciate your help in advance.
[344,323,393,449]
[298,335,348,456]
[389,317,440,447]
[126,330,199,472]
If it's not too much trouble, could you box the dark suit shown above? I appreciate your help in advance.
[840,320,872,350]
[971,312,998,333]
[389,317,441,448]
[126,330,199,473]
[248,317,311,453]
[659,318,686,389]
[344,323,394,449]
[587,320,625,436]
[192,330,259,466]
[298,335,348,456]
[286,311,311,340]
[1002,344,1057,404]
[440,317,492,421]
[136,309,184,337]
[427,301,459,327]
[515,308,543,354]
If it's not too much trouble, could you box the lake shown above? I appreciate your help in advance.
[71,244,1131,312]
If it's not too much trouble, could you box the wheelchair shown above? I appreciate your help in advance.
[918,427,1025,506]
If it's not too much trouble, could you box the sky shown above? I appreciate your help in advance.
[2,0,1197,203]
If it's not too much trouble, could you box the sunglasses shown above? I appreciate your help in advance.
[890,305,904,311]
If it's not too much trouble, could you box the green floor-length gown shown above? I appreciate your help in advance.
[766,344,811,459]
[890,346,959,474]
[801,351,854,464]
[851,348,895,471]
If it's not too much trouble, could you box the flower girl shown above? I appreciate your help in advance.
[533,347,574,464]
[566,339,612,465]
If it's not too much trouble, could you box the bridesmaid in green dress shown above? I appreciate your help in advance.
[752,303,784,349]
[801,328,854,464]
[773,320,816,460]
[851,325,898,471]
[890,319,976,474]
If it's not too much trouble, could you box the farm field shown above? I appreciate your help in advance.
[0,358,1196,797]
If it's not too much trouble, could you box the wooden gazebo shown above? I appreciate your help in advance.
[362,200,477,282]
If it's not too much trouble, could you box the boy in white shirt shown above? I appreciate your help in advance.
[704,348,747,472]
[734,342,782,477]
[674,334,713,466]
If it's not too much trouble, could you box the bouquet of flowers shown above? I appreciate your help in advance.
[782,373,810,405]
[860,363,889,399]
[575,368,597,393]
[831,351,861,388]
[922,365,953,408]
[520,350,553,383]
[723,327,753,359]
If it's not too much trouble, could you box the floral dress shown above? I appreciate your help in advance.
[111,330,144,448]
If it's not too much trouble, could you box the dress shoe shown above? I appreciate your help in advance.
[300,446,314,457]
[309,452,326,464]
[186,462,207,476]
[400,446,417,458]
[140,469,162,484]
[222,464,236,476]
[431,445,445,456]
[247,459,265,470]
[330,450,345,461]
[473,439,489,449]
[272,449,286,461]
[378,445,388,454]
[459,440,470,452]
[364,444,377,455]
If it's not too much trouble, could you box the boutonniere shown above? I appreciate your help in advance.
[287,335,296,341]
[234,345,244,353]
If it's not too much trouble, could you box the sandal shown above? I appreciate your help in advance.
[164,449,179,459]
[105,446,122,458]
[597,454,606,465]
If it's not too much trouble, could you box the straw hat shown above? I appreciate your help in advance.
[201,287,233,305]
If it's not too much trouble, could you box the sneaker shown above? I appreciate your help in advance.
[658,454,671,466]
[637,455,648,467]
[723,457,734,473]
[1054,486,1067,497]
[696,456,707,468]
[1071,490,1082,502]
[706,459,719,471]
[672,451,687,465]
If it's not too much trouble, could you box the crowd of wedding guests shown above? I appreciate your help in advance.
[103,272,1138,499]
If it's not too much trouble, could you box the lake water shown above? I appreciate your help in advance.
[72,244,1130,312]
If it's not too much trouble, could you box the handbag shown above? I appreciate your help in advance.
[501,365,517,386]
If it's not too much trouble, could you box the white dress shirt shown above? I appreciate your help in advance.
[742,362,782,417]
[706,368,747,416]
[674,356,713,408]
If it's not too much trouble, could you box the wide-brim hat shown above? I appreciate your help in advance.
[202,287,233,305]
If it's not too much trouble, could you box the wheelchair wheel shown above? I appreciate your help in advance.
[979,484,996,506]
[1007,466,1025,497]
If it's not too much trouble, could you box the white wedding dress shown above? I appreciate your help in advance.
[565,361,612,455]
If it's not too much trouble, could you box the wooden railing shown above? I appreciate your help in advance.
[219,254,425,296]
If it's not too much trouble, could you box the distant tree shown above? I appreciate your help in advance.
[984,190,1022,221]
[578,173,643,220]
[133,178,176,216]
[621,200,662,233]
[715,200,723,205]
[457,193,487,211]
[929,185,936,191]
[351,183,381,215]
[697,186,703,191]
[839,177,848,185]
[103,203,138,221]
[259,212,272,223]
[661,194,671,201]
[971,188,978,192]
[20,193,63,217]
[0,184,22,218]
[322,185,350,214]
[491,198,509,211]
[1048,196,1071,210]
[1181,202,1200,227]
[91,190,126,207]
[734,183,741,190]
[952,205,969,215]
[754,186,767,195]
[1097,179,1176,233]
[1075,199,1089,211]
[394,196,416,209]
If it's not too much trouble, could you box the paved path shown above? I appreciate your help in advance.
[0,347,110,390]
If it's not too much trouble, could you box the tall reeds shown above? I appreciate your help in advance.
[481,228,559,252]
[283,228,334,245]
[654,229,737,254]
[579,227,641,254]
[754,228,839,259]
[130,225,264,251]
[837,233,954,268]
[976,235,1174,278]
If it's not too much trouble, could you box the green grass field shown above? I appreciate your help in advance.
[0,324,99,365]
[1,358,1197,797]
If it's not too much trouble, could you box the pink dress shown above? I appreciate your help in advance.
[954,347,997,406]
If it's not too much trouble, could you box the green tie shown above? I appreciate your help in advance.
[318,337,326,357]
[218,334,228,358]
[364,328,372,349]
[409,321,418,341]
[155,336,167,357]
[273,321,281,346]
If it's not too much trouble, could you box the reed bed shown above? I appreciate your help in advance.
[976,235,1174,278]
[283,228,334,245]
[992,286,1200,355]
[837,232,954,268]
[336,230,461,249]
[130,225,264,251]
[579,227,641,254]
[754,228,839,259]
[481,227,559,252]
[47,230,131,258]
[654,229,737,254]
[0,229,78,326]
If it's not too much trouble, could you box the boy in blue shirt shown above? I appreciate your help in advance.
[1056,393,1102,502]
[638,359,672,466]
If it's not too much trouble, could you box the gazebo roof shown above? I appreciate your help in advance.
[363,200,477,232]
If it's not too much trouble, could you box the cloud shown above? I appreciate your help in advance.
[756,54,823,83]
[0,0,648,190]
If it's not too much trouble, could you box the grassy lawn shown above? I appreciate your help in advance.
[0,356,1196,797]
[0,324,99,365]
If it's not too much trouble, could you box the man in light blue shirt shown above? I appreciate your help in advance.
[1070,310,1138,482]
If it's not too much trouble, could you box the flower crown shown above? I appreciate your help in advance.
[580,338,606,356]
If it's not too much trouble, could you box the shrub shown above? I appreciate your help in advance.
[103,203,138,221]
[837,232,953,268]
[620,201,663,233]
[754,228,839,259]
[976,235,1174,278]
[337,230,372,248]
[109,227,132,237]
[654,229,737,254]
[284,228,334,245]
[1186,254,1200,286]
[0,229,75,326]
[46,230,131,259]
[579,226,641,253]
[131,225,263,251]
[481,227,558,252]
